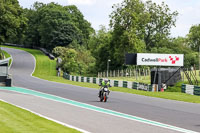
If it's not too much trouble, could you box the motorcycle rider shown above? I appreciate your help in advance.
[99,78,111,97]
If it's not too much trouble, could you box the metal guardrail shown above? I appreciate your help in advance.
[63,72,154,92]
[4,43,55,60]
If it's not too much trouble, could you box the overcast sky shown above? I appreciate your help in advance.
[18,0,200,37]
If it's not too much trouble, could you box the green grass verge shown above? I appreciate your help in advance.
[2,45,200,103]
[2,50,12,65]
[2,45,57,78]
[108,76,150,84]
[0,100,80,133]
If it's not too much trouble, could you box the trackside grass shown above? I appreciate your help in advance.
[0,100,81,133]
[3,45,200,103]
[2,50,12,65]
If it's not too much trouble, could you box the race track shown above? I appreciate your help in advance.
[1,47,200,133]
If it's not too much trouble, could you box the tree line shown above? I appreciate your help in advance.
[0,0,200,76]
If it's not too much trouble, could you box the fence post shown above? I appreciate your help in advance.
[135,67,137,81]
[118,70,119,77]
[138,68,140,80]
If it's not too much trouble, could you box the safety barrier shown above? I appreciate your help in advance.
[181,84,200,96]
[63,73,153,92]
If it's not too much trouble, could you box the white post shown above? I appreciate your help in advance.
[107,59,111,77]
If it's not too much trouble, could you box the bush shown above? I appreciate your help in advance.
[165,81,184,92]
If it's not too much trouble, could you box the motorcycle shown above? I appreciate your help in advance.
[99,86,110,102]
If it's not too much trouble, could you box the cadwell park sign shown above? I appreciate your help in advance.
[137,53,184,66]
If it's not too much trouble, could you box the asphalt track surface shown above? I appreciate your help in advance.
[2,47,200,132]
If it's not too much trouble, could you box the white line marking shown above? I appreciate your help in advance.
[0,99,90,133]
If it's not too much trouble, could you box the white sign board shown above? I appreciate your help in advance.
[137,53,184,66]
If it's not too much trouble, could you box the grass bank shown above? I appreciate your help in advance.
[3,45,200,103]
[0,100,80,133]
[2,50,12,65]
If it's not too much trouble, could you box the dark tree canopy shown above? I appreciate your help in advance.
[0,0,27,45]
[187,24,200,52]
[22,2,93,50]
[108,0,178,68]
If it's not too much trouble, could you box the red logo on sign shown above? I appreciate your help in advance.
[169,56,179,64]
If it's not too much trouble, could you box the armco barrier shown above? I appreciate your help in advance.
[90,77,93,83]
[138,83,148,91]
[110,80,114,87]
[185,85,194,95]
[127,81,132,89]
[148,85,153,91]
[114,81,118,87]
[87,77,90,83]
[93,78,96,84]
[118,81,123,87]
[181,84,186,93]
[4,43,55,60]
[194,86,200,96]
[123,81,127,88]
[96,78,100,85]
[181,84,200,96]
[81,77,84,82]
[132,82,138,89]
[99,78,103,84]
[62,72,154,92]
[63,73,67,79]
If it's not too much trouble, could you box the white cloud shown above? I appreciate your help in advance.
[18,0,68,8]
[67,0,96,5]
[18,0,200,37]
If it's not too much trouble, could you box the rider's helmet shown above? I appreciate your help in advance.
[104,78,109,83]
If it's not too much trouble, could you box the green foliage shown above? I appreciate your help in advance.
[0,0,27,45]
[187,24,200,52]
[88,26,112,72]
[52,46,96,76]
[16,2,93,50]
[2,0,199,76]
[107,0,178,69]
[0,49,4,59]
[166,82,183,92]
[144,0,178,49]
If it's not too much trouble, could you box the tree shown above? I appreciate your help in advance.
[144,0,178,49]
[23,2,44,48]
[52,46,96,76]
[88,26,112,72]
[22,2,93,50]
[0,0,27,45]
[187,24,200,52]
[109,0,178,68]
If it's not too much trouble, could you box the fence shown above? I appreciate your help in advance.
[98,67,200,83]
[63,72,156,92]
[4,43,55,60]
[98,68,151,78]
